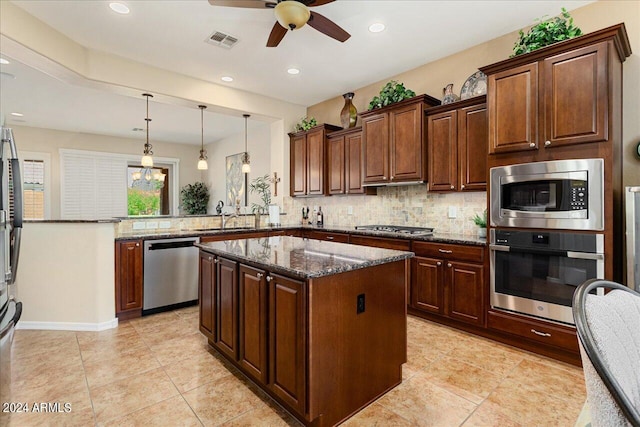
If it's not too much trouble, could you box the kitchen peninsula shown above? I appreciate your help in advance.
[197,236,412,427]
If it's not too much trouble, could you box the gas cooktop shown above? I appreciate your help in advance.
[355,225,434,236]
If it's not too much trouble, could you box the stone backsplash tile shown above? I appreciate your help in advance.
[283,187,487,236]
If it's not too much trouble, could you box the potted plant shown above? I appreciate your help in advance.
[294,116,318,132]
[511,8,582,57]
[180,182,210,215]
[249,174,271,228]
[472,209,487,239]
[367,80,416,111]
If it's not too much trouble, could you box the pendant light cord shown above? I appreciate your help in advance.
[199,105,207,158]
[143,93,153,156]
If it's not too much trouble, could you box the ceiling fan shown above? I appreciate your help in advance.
[208,0,351,47]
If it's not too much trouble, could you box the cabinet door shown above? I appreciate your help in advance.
[543,42,608,148]
[115,240,143,318]
[345,132,364,194]
[390,102,424,182]
[238,264,268,383]
[446,261,484,326]
[290,135,307,196]
[327,135,345,195]
[458,103,487,191]
[268,274,306,415]
[411,256,444,314]
[306,128,325,195]
[216,257,238,360]
[199,252,216,341]
[362,112,389,184]
[488,62,538,154]
[428,110,457,191]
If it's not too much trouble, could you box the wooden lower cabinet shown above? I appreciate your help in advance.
[115,239,143,319]
[198,252,216,341]
[215,257,238,359]
[268,273,306,414]
[410,242,485,326]
[238,264,268,383]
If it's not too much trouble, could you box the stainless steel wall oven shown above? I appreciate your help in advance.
[490,229,604,325]
[490,158,604,230]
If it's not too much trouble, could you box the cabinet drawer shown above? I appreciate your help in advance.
[350,235,411,251]
[270,229,302,237]
[306,231,350,243]
[412,241,484,262]
[488,310,578,353]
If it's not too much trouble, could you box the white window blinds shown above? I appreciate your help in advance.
[60,150,128,219]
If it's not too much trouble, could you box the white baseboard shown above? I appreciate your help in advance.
[16,317,119,332]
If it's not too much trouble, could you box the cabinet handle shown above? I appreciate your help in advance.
[461,184,465,189]
[136,243,140,247]
[436,261,442,266]
[266,276,271,282]
[214,259,218,263]
[447,263,452,268]
[438,249,453,254]
[544,140,551,146]
[208,256,212,261]
[450,185,455,190]
[383,176,387,180]
[531,329,551,337]
[256,273,264,278]
[529,142,536,148]
[326,236,334,240]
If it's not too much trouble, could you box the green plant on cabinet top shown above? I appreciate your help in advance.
[512,8,582,57]
[367,80,416,111]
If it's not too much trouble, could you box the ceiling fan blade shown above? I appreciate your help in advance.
[208,0,276,9]
[303,0,335,6]
[307,11,350,42]
[267,22,288,47]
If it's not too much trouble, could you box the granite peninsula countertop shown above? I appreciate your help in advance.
[197,236,414,279]
[116,225,487,246]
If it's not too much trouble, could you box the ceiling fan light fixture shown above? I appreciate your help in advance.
[274,1,310,31]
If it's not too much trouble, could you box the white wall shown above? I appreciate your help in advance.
[15,222,117,330]
[205,121,271,213]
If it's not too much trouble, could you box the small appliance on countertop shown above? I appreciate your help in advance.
[355,225,434,236]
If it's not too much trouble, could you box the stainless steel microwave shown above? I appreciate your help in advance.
[490,159,604,231]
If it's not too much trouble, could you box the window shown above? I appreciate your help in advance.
[20,152,51,220]
[127,166,170,216]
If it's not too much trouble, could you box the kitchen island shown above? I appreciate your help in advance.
[197,236,413,427]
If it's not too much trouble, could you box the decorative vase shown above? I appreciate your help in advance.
[254,212,261,229]
[477,227,487,239]
[442,83,460,105]
[340,92,358,128]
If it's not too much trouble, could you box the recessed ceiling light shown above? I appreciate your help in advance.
[109,2,130,14]
[287,68,300,75]
[368,23,385,33]
[0,58,9,65]
[221,76,234,82]
[11,112,24,117]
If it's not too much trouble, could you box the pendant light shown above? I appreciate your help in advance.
[141,93,154,167]
[241,114,251,174]
[197,105,208,170]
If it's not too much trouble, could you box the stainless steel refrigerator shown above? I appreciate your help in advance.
[626,186,640,291]
[0,126,23,396]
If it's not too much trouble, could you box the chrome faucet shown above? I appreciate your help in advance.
[221,212,239,230]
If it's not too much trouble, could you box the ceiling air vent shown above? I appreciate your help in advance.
[206,31,239,49]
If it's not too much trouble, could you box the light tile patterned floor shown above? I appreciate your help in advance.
[0,307,587,426]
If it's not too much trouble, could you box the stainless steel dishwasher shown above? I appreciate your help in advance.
[143,236,199,314]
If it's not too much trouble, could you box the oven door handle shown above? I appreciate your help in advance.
[489,244,510,252]
[567,251,604,260]
[500,246,569,257]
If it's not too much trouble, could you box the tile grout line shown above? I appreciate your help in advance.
[74,331,99,427]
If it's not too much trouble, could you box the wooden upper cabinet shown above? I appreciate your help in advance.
[361,95,439,185]
[487,62,538,154]
[543,42,608,147]
[115,239,143,319]
[362,112,389,184]
[289,124,341,197]
[291,135,307,196]
[427,110,457,191]
[327,127,366,195]
[426,96,487,192]
[481,25,632,157]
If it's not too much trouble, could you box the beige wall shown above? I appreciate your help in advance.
[11,125,203,219]
[15,223,117,329]
[307,0,640,187]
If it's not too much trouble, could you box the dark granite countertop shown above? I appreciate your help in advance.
[116,225,486,246]
[197,236,414,279]
[26,219,121,224]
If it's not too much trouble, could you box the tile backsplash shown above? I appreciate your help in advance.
[282,186,487,236]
